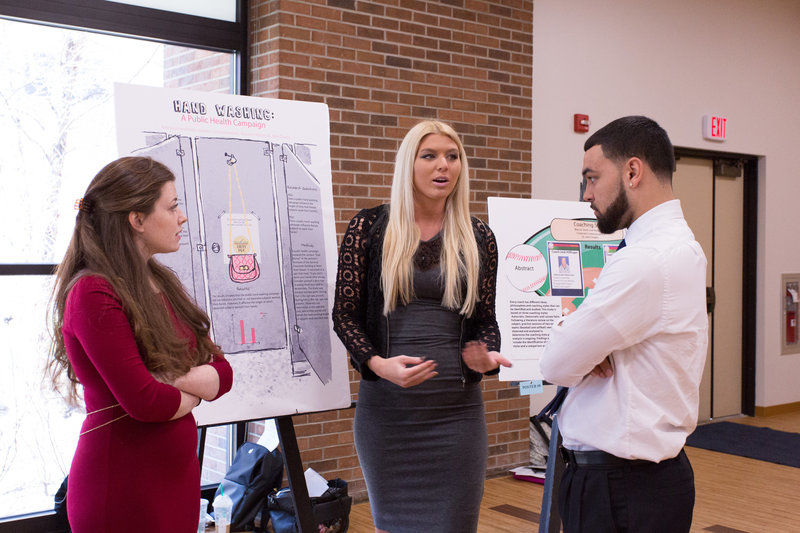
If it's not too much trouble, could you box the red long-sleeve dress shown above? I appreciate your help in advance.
[63,275,233,532]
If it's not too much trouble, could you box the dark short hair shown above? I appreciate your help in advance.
[584,116,675,183]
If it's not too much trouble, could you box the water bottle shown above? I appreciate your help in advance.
[197,498,209,533]
[213,487,233,533]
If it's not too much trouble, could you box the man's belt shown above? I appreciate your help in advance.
[561,448,656,467]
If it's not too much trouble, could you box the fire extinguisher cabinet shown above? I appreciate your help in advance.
[782,275,800,355]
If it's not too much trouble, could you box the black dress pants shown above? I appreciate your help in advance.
[558,449,695,533]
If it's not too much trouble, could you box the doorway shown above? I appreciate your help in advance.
[672,149,757,421]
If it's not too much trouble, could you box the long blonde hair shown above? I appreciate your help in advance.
[381,121,479,316]
[47,157,218,405]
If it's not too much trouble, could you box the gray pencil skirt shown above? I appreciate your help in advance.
[355,379,488,533]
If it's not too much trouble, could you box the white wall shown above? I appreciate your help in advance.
[532,0,800,408]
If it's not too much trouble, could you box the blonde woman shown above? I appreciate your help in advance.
[333,121,510,532]
[47,157,233,532]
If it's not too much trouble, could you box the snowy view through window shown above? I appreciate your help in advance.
[0,18,233,517]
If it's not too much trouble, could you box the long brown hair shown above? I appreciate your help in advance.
[47,156,218,405]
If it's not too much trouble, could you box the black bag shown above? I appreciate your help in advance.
[529,414,552,468]
[529,386,568,467]
[54,475,71,531]
[268,478,351,533]
[215,442,284,532]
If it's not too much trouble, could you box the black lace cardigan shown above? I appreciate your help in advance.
[332,204,501,382]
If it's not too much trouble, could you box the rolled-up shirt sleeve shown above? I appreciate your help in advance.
[539,251,663,387]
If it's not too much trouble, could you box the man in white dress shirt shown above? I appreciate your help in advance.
[540,116,708,533]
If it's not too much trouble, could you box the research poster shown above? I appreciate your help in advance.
[115,83,351,425]
[488,198,624,381]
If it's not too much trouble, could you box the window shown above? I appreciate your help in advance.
[0,2,246,525]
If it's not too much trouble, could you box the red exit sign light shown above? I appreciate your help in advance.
[703,114,727,141]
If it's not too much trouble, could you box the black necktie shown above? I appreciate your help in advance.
[618,238,626,250]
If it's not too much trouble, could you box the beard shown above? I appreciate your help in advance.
[595,181,632,234]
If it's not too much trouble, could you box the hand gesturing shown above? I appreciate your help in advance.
[461,341,513,373]
[368,355,438,388]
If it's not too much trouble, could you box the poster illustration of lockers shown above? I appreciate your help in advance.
[139,135,332,385]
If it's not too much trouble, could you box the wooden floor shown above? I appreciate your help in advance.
[347,411,800,532]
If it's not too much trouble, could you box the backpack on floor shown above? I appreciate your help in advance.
[215,442,284,532]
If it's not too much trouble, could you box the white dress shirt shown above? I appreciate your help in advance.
[540,200,708,462]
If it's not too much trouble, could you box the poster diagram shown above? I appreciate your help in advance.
[222,154,261,285]
[138,136,332,380]
[489,198,623,380]
[115,83,350,426]
[275,143,333,385]
[193,137,286,356]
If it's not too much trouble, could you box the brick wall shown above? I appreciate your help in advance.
[248,0,533,501]
[164,46,233,93]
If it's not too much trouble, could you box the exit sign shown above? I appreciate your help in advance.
[703,114,727,141]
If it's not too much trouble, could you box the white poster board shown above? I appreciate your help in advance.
[488,197,624,381]
[115,83,350,425]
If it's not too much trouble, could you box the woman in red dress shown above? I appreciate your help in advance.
[47,157,233,532]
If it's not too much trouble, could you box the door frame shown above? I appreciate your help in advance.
[674,147,758,417]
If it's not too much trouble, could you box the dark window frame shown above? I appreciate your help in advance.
[0,1,248,529]
[0,0,249,95]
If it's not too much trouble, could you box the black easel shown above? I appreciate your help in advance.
[538,412,564,533]
[275,415,317,533]
[535,385,567,533]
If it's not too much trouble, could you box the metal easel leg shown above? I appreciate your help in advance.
[197,426,207,467]
[276,415,316,533]
[538,413,564,533]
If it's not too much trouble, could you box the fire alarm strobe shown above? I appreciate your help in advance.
[574,114,590,133]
